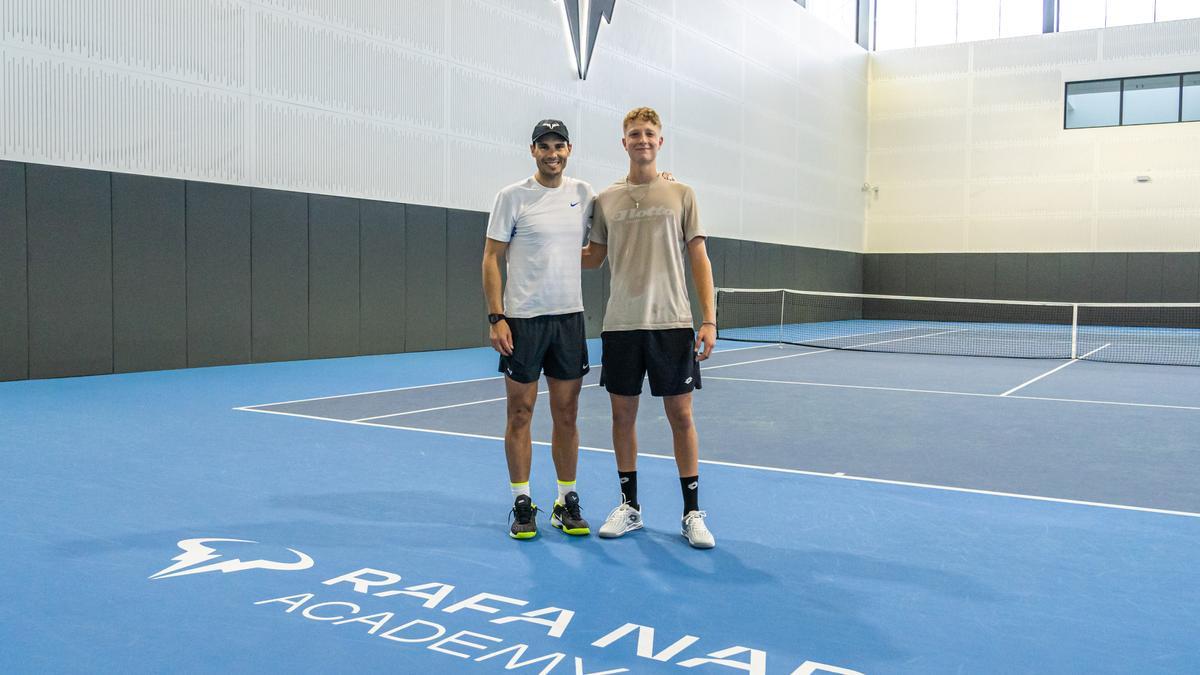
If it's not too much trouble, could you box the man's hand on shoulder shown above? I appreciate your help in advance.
[581,242,607,270]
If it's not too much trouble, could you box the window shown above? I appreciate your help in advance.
[1058,0,1106,31]
[1183,74,1200,122]
[1058,0,1199,31]
[875,0,917,50]
[916,0,957,46]
[806,0,860,42]
[1065,80,1121,129]
[873,0,1200,50]
[958,0,1002,42]
[1065,73,1200,129]
[1122,75,1181,125]
[1000,0,1044,37]
[876,0,1044,49]
[1157,0,1200,21]
[1104,0,1155,27]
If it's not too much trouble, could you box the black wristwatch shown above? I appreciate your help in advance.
[488,313,507,324]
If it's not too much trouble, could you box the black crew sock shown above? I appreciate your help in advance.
[680,475,699,515]
[618,471,639,511]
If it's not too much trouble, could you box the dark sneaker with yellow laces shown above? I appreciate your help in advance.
[550,491,590,536]
[509,494,538,540]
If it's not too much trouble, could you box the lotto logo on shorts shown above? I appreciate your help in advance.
[685,377,693,384]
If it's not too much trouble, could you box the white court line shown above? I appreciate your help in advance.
[236,406,1200,519]
[353,394,528,422]
[847,327,968,347]
[704,348,833,369]
[236,374,510,409]
[346,346,781,422]
[353,382,605,423]
[784,325,946,342]
[1007,394,1200,412]
[354,344,864,421]
[238,344,777,411]
[706,328,969,371]
[709,343,781,354]
[706,374,1200,411]
[999,344,1110,397]
[252,332,967,420]
[706,375,997,399]
[725,324,955,349]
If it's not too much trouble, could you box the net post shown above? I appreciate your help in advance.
[1070,304,1078,359]
[778,290,786,348]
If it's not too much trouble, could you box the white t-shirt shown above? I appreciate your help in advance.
[486,176,596,318]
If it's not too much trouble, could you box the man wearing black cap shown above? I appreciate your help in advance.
[482,119,595,540]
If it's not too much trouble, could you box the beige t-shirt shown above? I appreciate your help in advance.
[589,176,705,331]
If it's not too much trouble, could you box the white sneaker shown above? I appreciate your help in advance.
[598,501,643,538]
[682,510,715,549]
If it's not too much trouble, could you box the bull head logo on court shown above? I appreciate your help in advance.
[150,538,314,579]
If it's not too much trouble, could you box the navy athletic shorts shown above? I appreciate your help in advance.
[599,328,701,397]
[498,312,590,383]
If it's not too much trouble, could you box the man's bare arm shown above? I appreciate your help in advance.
[482,238,513,356]
[687,237,716,360]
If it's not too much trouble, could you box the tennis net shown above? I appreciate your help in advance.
[714,288,1200,366]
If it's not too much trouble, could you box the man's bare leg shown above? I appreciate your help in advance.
[597,391,645,538]
[663,392,698,477]
[610,392,640,472]
[546,376,590,534]
[664,391,713,547]
[504,377,539,484]
[546,376,582,483]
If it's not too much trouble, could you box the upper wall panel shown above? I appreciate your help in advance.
[0,0,868,252]
[1,0,246,86]
[866,18,1200,254]
[256,0,445,54]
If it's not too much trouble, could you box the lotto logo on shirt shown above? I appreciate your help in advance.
[609,206,671,223]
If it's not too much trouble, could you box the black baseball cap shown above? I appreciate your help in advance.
[531,119,570,143]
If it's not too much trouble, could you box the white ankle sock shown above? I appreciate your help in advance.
[556,479,576,505]
[511,481,530,501]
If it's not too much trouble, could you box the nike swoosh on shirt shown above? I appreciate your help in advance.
[570,202,580,207]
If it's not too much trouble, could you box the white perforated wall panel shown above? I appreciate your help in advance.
[867,18,1200,253]
[0,0,869,251]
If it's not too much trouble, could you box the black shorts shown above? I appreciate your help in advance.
[600,328,701,397]
[498,312,590,383]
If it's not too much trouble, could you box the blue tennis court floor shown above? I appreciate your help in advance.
[3,340,1199,673]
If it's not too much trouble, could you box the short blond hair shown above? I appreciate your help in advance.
[622,107,661,131]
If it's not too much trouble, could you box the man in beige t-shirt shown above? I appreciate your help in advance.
[581,107,718,549]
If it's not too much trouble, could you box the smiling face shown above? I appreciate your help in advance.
[620,107,664,169]
[530,133,571,182]
[621,120,662,165]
